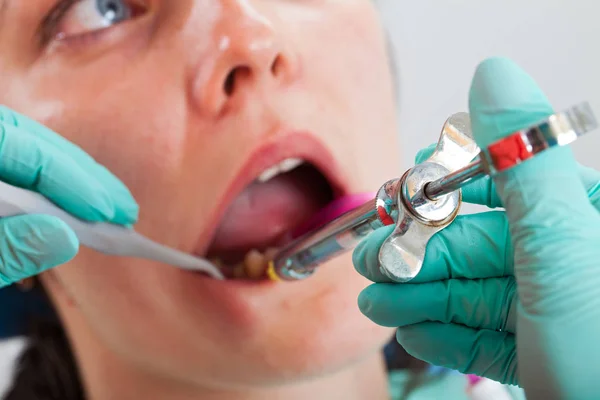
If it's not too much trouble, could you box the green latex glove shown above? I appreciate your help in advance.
[354,57,600,399]
[0,106,139,286]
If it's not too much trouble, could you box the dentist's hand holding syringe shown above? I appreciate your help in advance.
[354,57,600,399]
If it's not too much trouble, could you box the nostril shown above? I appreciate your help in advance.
[271,54,285,77]
[223,70,236,96]
[223,66,251,96]
[222,55,285,97]
[271,55,280,75]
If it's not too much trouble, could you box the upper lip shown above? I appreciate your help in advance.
[194,131,348,256]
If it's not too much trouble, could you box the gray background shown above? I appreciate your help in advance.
[1,1,599,394]
[380,0,599,172]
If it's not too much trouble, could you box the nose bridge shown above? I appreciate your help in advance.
[219,0,279,73]
[187,0,299,118]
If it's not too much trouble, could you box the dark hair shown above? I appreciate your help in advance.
[3,283,85,400]
[4,285,426,400]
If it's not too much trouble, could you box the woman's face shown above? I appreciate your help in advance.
[0,0,399,390]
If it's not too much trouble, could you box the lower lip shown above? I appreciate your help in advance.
[191,193,377,288]
[189,270,279,289]
[173,270,286,329]
[180,270,285,317]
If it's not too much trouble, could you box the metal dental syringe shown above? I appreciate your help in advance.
[267,102,598,282]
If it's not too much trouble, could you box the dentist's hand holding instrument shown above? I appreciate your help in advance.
[354,58,600,399]
[0,106,138,286]
[0,106,222,287]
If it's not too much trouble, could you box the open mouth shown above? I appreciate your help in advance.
[206,159,337,280]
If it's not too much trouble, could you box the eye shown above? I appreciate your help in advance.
[55,0,136,40]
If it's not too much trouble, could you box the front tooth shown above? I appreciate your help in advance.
[256,158,304,183]
[278,158,303,173]
[257,165,280,183]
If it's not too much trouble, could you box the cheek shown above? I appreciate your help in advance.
[310,2,392,100]
[14,52,190,195]
[43,88,186,182]
[54,252,199,367]
[30,70,206,240]
[299,3,398,186]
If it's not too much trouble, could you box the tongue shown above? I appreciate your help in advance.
[209,165,332,255]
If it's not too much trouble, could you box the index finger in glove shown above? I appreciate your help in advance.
[0,107,138,224]
[354,211,512,283]
[358,276,517,333]
[397,322,519,386]
[0,214,79,287]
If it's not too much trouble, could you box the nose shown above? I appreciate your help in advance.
[190,1,299,117]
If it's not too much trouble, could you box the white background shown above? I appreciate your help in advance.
[1,1,599,395]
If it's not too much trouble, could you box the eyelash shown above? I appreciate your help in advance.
[39,0,144,49]
[54,26,108,49]
[40,0,77,45]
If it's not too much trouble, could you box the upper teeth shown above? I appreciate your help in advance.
[256,158,304,183]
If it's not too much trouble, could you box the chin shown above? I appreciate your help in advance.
[160,253,393,387]
[222,316,392,387]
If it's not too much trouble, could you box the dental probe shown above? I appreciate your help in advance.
[0,180,224,279]
[267,102,598,282]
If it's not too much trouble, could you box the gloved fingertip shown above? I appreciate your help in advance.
[352,240,369,277]
[37,217,80,264]
[460,176,503,208]
[415,143,437,164]
[110,202,140,226]
[0,215,79,284]
[469,57,554,148]
[395,323,449,366]
[61,183,117,223]
[352,225,394,282]
[395,325,412,344]
[92,190,118,222]
[97,169,140,225]
[395,325,423,358]
[357,289,373,315]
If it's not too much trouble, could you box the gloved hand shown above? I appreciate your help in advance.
[0,106,139,287]
[354,57,600,399]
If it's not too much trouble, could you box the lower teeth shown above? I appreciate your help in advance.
[211,247,278,280]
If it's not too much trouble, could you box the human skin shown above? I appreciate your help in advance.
[0,1,401,399]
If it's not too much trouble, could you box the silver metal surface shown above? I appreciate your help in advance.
[425,102,598,200]
[270,199,386,280]
[402,162,460,223]
[268,102,597,282]
[424,161,484,200]
[377,113,478,282]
